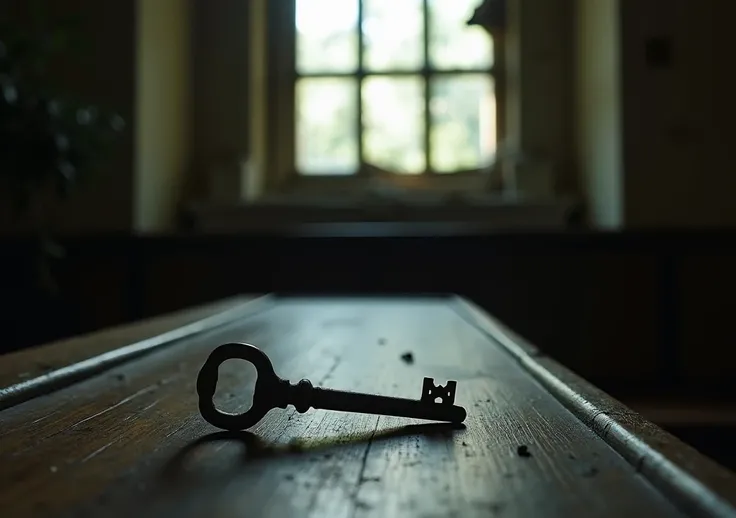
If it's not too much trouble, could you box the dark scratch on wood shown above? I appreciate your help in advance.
[317,355,342,386]
[636,455,647,473]
[355,416,381,491]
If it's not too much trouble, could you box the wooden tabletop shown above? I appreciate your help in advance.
[1,295,735,518]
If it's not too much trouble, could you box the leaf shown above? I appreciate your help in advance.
[41,236,66,259]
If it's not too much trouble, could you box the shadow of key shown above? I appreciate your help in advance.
[161,431,273,485]
[124,423,466,518]
[162,422,467,486]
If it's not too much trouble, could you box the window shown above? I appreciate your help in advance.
[286,0,498,182]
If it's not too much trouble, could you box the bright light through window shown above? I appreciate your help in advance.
[295,0,358,36]
[295,0,496,176]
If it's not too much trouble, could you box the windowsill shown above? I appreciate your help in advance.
[184,193,580,233]
[251,189,508,207]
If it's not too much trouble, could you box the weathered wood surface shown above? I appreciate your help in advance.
[0,297,734,518]
[454,298,736,518]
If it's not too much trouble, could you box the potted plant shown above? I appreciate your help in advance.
[0,6,125,350]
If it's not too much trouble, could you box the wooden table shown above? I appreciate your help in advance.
[1,295,735,518]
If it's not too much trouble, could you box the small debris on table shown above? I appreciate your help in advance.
[517,445,532,458]
[400,352,414,364]
[49,466,58,473]
[378,338,387,345]
[482,502,506,514]
[582,466,599,478]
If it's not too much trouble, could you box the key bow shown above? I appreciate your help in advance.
[197,342,289,431]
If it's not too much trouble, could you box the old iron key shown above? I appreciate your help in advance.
[197,342,467,431]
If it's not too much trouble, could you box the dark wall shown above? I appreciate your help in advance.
[0,0,136,233]
[2,229,735,399]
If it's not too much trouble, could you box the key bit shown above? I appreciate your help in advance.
[197,342,467,431]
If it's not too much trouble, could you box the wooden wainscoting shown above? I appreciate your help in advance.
[1,228,736,399]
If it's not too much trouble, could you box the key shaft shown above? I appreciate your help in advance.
[311,386,466,423]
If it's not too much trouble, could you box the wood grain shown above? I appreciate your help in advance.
[0,298,728,518]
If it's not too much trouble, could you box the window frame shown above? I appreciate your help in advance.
[257,0,506,195]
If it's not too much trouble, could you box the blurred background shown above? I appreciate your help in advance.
[1,0,735,468]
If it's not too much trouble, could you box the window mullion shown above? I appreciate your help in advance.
[357,0,365,174]
[422,0,431,174]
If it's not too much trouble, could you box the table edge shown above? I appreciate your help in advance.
[0,295,274,412]
[452,296,736,518]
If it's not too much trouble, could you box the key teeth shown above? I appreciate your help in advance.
[421,377,457,406]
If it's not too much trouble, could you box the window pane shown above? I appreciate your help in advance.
[363,0,423,71]
[296,78,359,175]
[296,0,359,73]
[363,77,425,174]
[428,0,494,70]
[430,75,496,172]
